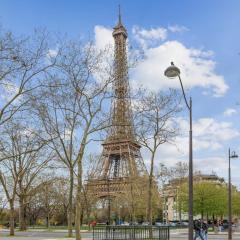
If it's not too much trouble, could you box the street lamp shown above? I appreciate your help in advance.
[228,148,238,240]
[164,62,193,240]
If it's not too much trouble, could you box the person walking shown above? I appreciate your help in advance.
[202,220,209,240]
[218,220,223,232]
[194,219,204,240]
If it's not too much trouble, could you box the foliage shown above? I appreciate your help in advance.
[179,181,229,218]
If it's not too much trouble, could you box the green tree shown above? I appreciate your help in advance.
[180,181,228,220]
[232,190,240,216]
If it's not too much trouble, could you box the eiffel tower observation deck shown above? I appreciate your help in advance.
[86,8,147,200]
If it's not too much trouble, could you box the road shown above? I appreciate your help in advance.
[1,229,240,240]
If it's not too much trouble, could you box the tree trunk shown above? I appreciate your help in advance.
[80,209,84,226]
[46,215,49,228]
[147,152,155,225]
[75,196,81,240]
[68,168,74,237]
[45,210,50,228]
[212,214,215,231]
[75,138,87,240]
[147,176,153,223]
[75,127,90,240]
[179,201,182,222]
[19,195,27,231]
[87,208,91,230]
[48,212,50,228]
[9,202,15,236]
[147,152,155,239]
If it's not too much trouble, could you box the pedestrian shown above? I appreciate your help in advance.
[213,220,218,234]
[218,220,222,232]
[194,219,204,240]
[202,220,209,240]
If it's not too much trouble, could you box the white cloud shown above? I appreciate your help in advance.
[168,25,189,33]
[132,26,167,49]
[194,156,228,174]
[94,25,228,97]
[92,25,115,84]
[141,117,240,178]
[133,26,167,41]
[131,41,228,97]
[94,25,113,50]
[223,108,237,117]
[193,118,240,141]
[93,24,228,97]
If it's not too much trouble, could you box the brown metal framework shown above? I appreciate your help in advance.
[86,10,148,200]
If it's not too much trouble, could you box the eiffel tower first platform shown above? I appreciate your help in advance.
[86,9,148,200]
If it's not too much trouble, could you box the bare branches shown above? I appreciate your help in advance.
[0,117,52,232]
[134,88,181,153]
[0,28,56,127]
[29,39,113,237]
[133,88,181,224]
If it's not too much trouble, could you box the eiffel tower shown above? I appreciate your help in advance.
[86,8,147,200]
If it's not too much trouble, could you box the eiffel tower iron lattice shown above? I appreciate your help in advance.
[86,9,148,200]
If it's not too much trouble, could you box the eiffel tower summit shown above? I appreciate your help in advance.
[86,8,148,200]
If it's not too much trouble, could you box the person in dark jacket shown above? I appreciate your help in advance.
[194,220,204,240]
[202,221,208,240]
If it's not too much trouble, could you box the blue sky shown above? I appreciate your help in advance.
[1,0,240,187]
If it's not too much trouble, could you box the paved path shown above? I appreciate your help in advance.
[1,229,240,240]
[171,229,240,239]
[171,232,240,239]
[0,229,91,240]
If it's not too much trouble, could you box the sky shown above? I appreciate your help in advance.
[1,0,240,187]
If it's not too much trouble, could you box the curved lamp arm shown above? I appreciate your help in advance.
[178,75,190,111]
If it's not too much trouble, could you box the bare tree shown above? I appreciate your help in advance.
[0,120,50,234]
[0,28,57,129]
[134,89,180,224]
[32,41,113,239]
[157,163,173,190]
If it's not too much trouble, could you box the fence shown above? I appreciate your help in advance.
[93,225,170,240]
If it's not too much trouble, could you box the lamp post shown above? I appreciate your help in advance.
[164,62,193,240]
[228,148,238,240]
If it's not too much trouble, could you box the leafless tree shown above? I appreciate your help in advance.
[32,40,113,239]
[0,120,51,235]
[157,163,173,190]
[134,89,181,224]
[0,28,57,129]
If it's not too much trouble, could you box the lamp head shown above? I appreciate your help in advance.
[231,151,238,158]
[164,62,181,79]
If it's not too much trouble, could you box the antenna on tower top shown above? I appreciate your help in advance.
[118,4,122,24]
